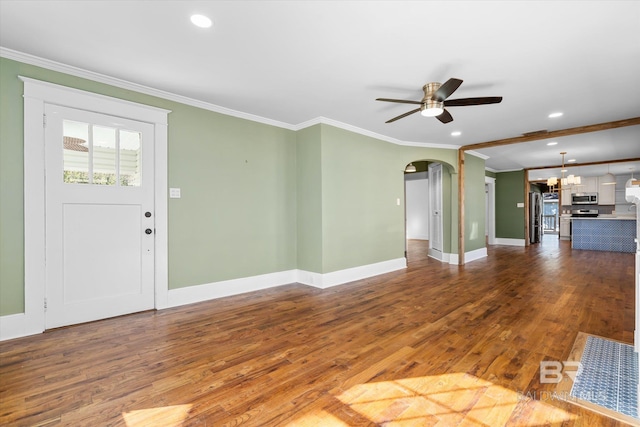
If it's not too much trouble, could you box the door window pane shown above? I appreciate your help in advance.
[63,120,90,184]
[92,126,117,185]
[119,129,141,187]
[62,120,142,187]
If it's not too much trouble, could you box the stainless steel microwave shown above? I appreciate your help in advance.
[572,192,598,205]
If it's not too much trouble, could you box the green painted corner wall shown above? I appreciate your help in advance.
[495,170,526,239]
[464,154,486,252]
[0,56,472,316]
[319,125,405,273]
[0,57,298,315]
[296,125,323,273]
[166,106,298,289]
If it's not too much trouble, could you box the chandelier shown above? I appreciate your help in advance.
[547,152,580,190]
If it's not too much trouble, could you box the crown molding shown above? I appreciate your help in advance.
[294,116,459,150]
[466,150,489,160]
[1,47,458,152]
[1,47,296,130]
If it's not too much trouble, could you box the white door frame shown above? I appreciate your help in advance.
[485,176,496,245]
[428,162,444,260]
[21,77,170,336]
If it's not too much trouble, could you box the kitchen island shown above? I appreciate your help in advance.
[571,217,637,253]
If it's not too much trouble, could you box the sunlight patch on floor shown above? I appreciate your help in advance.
[122,404,192,426]
[333,372,577,426]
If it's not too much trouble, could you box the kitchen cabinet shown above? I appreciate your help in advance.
[581,176,598,193]
[560,216,571,240]
[597,176,616,205]
[561,187,572,206]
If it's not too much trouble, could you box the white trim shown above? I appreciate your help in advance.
[166,271,298,308]
[428,249,449,262]
[20,77,169,338]
[293,116,461,149]
[494,238,526,246]
[466,150,490,160]
[485,176,496,245]
[297,258,407,289]
[4,48,291,130]
[2,48,460,151]
[0,313,36,341]
[464,247,488,263]
[151,257,408,309]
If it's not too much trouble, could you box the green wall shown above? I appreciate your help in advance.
[464,153,486,252]
[495,170,525,239]
[0,57,297,314]
[296,125,323,272]
[320,125,404,272]
[0,56,467,317]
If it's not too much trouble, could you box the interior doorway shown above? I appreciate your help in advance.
[543,192,560,235]
[404,162,429,261]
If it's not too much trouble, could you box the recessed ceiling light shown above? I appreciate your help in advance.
[547,141,558,146]
[548,112,563,118]
[451,131,461,136]
[191,14,212,28]
[567,159,577,163]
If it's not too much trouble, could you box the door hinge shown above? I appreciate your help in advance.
[44,298,47,312]
[43,114,47,128]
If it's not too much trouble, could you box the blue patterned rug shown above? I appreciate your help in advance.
[570,336,639,418]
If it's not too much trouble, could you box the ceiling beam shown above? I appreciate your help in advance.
[462,117,640,151]
[525,157,640,171]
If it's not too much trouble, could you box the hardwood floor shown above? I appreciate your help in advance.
[1,238,636,426]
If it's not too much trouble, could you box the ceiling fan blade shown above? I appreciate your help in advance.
[433,78,463,101]
[386,108,421,123]
[376,98,423,105]
[436,109,454,124]
[444,96,503,107]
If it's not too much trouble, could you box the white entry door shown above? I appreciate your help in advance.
[428,162,443,254]
[44,104,155,329]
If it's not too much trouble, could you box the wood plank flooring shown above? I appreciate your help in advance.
[0,238,636,426]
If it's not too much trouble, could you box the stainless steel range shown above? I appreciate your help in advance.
[571,209,599,218]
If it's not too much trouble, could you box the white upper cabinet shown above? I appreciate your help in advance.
[581,176,599,193]
[598,175,616,205]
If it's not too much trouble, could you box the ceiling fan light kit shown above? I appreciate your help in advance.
[420,101,444,117]
[376,78,502,124]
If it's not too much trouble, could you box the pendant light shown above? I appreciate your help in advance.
[601,164,616,186]
[405,163,417,173]
[626,168,638,188]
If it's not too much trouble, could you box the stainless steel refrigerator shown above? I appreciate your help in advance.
[529,192,542,243]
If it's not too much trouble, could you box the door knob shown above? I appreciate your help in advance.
[145,228,153,235]
[145,212,152,218]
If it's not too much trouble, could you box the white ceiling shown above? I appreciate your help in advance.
[1,1,639,176]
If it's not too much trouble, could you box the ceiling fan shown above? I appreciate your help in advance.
[376,78,502,124]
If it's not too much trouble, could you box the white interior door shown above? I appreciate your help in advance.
[44,104,155,329]
[428,163,443,253]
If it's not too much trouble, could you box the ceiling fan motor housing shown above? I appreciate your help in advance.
[422,82,441,100]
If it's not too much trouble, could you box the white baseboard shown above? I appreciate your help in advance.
[297,258,407,289]
[166,270,298,308]
[1,258,409,341]
[407,235,429,241]
[429,247,487,265]
[0,312,41,341]
[465,247,488,263]
[494,238,526,247]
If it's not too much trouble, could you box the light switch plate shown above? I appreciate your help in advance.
[517,202,524,208]
[169,188,181,198]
